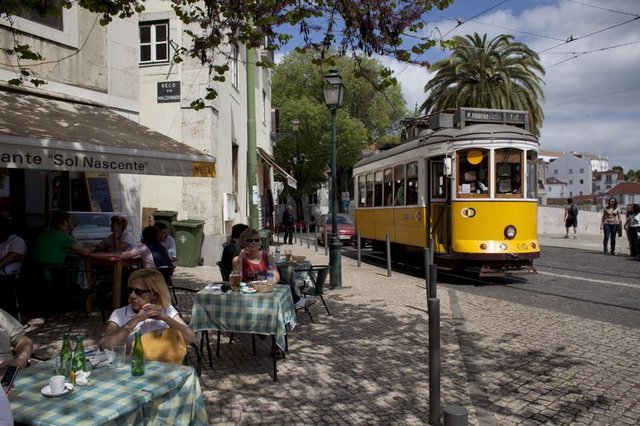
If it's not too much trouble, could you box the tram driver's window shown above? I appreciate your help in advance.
[366,173,374,207]
[394,164,405,206]
[406,161,419,205]
[383,168,393,206]
[431,160,446,199]
[457,149,489,197]
[357,175,366,207]
[526,151,538,199]
[374,171,383,207]
[495,148,523,197]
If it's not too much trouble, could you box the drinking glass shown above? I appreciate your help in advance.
[229,271,241,291]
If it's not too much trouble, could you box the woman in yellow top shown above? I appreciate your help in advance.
[600,198,621,256]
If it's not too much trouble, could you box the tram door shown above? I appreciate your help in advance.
[427,157,450,254]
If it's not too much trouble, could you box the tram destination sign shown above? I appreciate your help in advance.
[456,108,528,130]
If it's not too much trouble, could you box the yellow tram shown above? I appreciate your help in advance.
[352,107,540,276]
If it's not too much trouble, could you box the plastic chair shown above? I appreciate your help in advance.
[296,265,331,322]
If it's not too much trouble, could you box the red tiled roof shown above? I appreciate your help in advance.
[606,182,640,195]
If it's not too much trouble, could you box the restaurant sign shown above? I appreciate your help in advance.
[0,141,215,177]
[157,81,181,103]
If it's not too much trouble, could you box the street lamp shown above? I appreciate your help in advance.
[323,69,344,289]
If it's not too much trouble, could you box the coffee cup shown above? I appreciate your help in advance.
[49,375,66,394]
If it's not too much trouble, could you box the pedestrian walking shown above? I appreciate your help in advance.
[626,203,640,257]
[282,205,294,245]
[563,198,578,239]
[600,198,621,255]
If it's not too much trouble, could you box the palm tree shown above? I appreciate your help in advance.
[421,33,545,135]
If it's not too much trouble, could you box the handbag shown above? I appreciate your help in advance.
[617,223,623,237]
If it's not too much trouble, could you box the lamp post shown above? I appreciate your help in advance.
[323,69,344,289]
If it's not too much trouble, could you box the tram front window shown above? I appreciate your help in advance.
[495,148,523,197]
[457,149,489,197]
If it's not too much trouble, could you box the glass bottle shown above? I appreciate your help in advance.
[131,331,145,376]
[59,333,72,379]
[72,336,85,374]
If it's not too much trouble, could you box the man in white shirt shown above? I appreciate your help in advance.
[0,220,27,275]
[154,221,177,261]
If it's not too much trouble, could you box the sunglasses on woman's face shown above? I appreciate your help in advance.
[246,238,260,243]
[127,287,151,296]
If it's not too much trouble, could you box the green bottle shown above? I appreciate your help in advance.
[131,331,145,376]
[59,333,72,379]
[72,336,85,374]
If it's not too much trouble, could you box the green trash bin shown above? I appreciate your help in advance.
[259,229,271,254]
[173,219,205,267]
[152,210,178,237]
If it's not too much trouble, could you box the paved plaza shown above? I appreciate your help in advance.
[21,234,640,425]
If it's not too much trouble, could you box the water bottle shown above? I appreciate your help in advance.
[59,333,72,379]
[267,258,275,283]
[131,331,145,376]
[274,245,281,262]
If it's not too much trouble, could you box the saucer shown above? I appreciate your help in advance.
[41,384,70,397]
[241,287,257,294]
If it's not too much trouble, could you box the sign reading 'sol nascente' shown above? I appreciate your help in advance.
[157,81,181,103]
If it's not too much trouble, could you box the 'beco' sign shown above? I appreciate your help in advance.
[157,81,181,103]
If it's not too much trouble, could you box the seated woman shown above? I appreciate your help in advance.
[94,215,136,252]
[120,226,173,269]
[99,269,195,363]
[232,228,280,283]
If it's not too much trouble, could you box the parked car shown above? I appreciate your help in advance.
[315,213,356,246]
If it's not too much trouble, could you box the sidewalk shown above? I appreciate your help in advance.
[20,234,639,425]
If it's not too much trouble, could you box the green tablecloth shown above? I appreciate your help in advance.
[190,284,296,351]
[8,359,208,425]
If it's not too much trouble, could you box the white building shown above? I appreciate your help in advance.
[547,154,592,199]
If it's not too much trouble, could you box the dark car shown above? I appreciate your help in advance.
[315,213,356,246]
[275,219,307,233]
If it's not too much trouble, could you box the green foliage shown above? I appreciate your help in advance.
[625,169,638,182]
[421,33,546,136]
[1,0,453,102]
[272,50,407,203]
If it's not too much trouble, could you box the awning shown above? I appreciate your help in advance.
[257,147,297,189]
[0,87,216,177]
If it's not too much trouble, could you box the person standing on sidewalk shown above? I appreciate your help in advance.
[282,205,294,245]
[563,198,578,239]
[600,198,621,255]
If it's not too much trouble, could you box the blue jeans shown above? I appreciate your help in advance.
[603,223,617,254]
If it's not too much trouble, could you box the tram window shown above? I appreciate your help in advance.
[406,161,419,205]
[383,168,393,206]
[526,151,538,199]
[357,175,366,207]
[495,148,523,197]
[431,161,446,199]
[457,149,489,197]
[394,164,405,206]
[366,173,374,207]
[374,171,383,207]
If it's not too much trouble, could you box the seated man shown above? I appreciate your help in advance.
[219,223,248,281]
[0,219,27,275]
[0,308,34,371]
[33,211,91,266]
[154,221,177,262]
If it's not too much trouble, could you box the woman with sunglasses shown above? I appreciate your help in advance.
[99,269,195,360]
[232,228,280,283]
[600,198,621,255]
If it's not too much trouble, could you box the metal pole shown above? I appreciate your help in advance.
[429,265,437,299]
[328,108,342,289]
[428,297,441,426]
[444,405,468,426]
[306,224,310,249]
[357,234,361,267]
[386,233,392,277]
[324,228,328,255]
[429,239,435,264]
[424,247,430,299]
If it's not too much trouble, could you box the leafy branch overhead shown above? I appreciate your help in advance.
[1,0,454,105]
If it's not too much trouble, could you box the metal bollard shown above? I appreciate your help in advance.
[424,247,430,299]
[324,229,328,255]
[428,297,441,426]
[444,405,468,426]
[357,234,362,267]
[386,233,392,277]
[429,266,437,299]
[306,224,310,249]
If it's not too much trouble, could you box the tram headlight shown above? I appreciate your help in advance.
[504,225,517,240]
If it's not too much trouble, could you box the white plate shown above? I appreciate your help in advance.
[41,384,71,397]
[241,287,257,294]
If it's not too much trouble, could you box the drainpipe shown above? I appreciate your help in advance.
[246,46,258,229]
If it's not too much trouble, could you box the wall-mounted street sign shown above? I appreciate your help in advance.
[157,81,181,103]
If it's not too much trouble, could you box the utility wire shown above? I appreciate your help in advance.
[546,86,640,109]
[565,0,640,17]
[545,40,640,68]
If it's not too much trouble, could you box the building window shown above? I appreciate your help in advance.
[231,44,239,88]
[1,2,79,48]
[605,175,612,183]
[309,191,319,205]
[569,180,573,185]
[580,179,584,184]
[553,170,558,175]
[17,1,62,30]
[139,21,169,64]
[579,168,584,173]
[569,169,573,174]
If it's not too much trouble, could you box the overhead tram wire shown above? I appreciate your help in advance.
[545,86,640,109]
[545,40,640,68]
[565,0,640,17]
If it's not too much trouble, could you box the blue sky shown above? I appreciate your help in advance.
[276,0,640,171]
